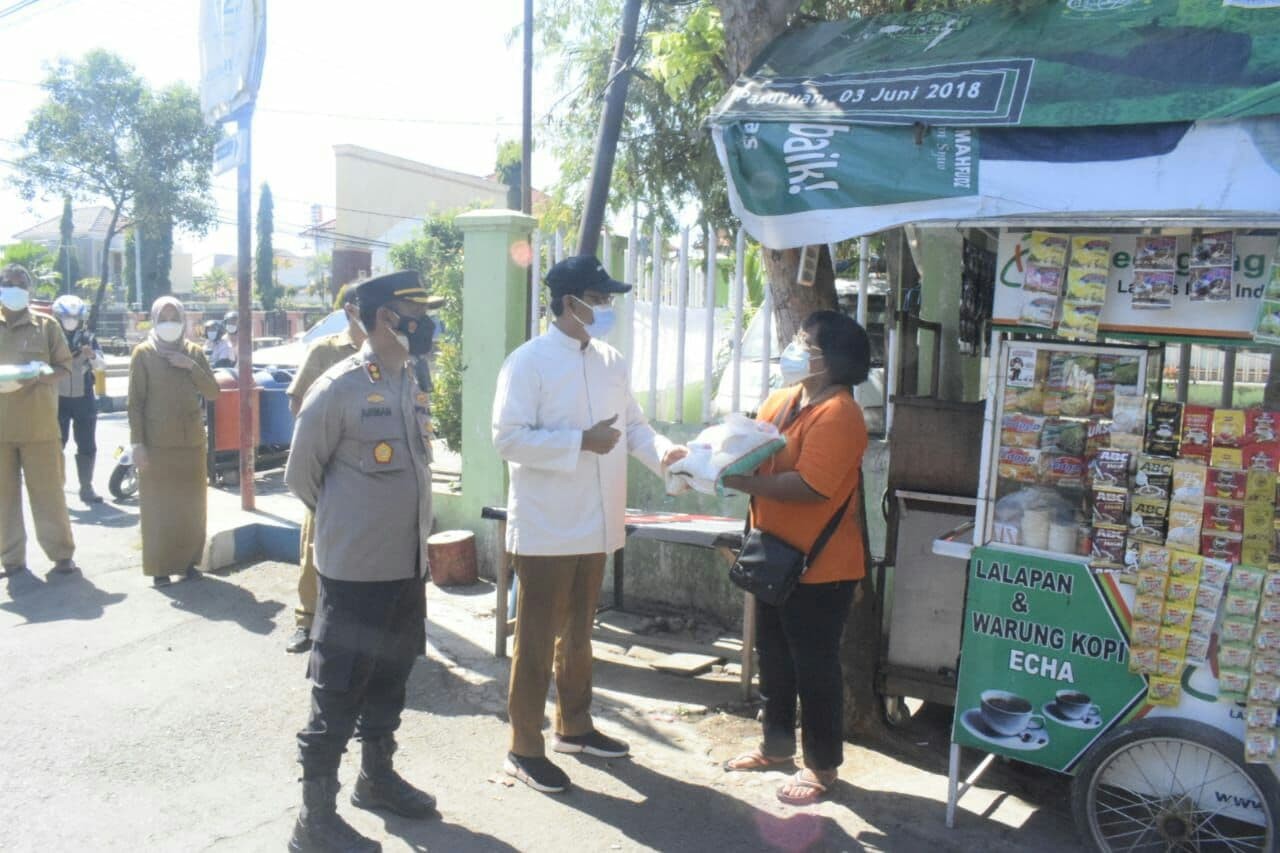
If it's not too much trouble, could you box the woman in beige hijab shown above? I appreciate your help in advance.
[127,297,220,586]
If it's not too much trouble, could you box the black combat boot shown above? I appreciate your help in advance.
[288,776,381,853]
[76,454,103,504]
[351,736,437,819]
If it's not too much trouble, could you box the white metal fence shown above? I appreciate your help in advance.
[527,224,770,425]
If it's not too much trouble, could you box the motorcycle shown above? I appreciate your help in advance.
[109,445,138,501]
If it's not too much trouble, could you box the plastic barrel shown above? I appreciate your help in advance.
[213,369,261,452]
[257,376,295,447]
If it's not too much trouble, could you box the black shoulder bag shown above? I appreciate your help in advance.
[727,391,853,607]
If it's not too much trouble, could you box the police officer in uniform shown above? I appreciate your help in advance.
[283,283,369,654]
[285,271,438,853]
[0,264,78,576]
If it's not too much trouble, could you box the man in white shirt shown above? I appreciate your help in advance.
[492,255,687,794]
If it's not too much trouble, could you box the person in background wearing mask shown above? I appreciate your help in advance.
[0,264,78,577]
[491,255,688,794]
[285,271,439,852]
[52,295,106,504]
[720,311,871,806]
[127,296,220,587]
[282,283,374,655]
[204,318,230,367]
[219,310,240,367]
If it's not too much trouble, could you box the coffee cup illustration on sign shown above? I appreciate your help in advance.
[1043,689,1103,729]
[979,690,1043,736]
[1054,690,1099,720]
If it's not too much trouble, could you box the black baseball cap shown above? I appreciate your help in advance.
[545,255,632,298]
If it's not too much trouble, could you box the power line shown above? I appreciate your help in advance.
[0,0,42,20]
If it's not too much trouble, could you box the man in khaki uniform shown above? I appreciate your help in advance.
[0,264,77,576]
[283,284,365,653]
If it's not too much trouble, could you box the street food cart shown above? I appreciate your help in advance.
[706,1,1280,848]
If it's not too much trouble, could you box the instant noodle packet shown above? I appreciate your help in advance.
[1219,643,1254,670]
[1147,676,1182,706]
[1135,570,1168,597]
[1138,542,1172,573]
[1190,606,1218,637]
[1201,557,1232,589]
[1001,413,1046,449]
[1165,576,1198,603]
[1161,600,1195,628]
[1158,626,1190,653]
[1156,651,1185,679]
[1128,646,1159,675]
[1194,583,1223,612]
[1130,621,1161,647]
[1185,630,1211,664]
[1222,616,1258,645]
[1133,594,1165,624]
[1245,702,1279,729]
[1232,564,1268,594]
[1219,668,1252,699]
[1245,728,1278,763]
[1225,588,1262,618]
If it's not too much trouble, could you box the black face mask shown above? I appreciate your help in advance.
[391,311,435,356]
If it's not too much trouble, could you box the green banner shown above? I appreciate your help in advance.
[722,122,977,218]
[952,546,1148,773]
[711,0,1280,129]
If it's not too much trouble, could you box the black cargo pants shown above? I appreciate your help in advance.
[296,571,426,778]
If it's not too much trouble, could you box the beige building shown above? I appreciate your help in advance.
[328,145,510,289]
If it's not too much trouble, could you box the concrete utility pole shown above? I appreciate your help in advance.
[576,0,642,257]
[521,0,533,215]
[236,109,255,510]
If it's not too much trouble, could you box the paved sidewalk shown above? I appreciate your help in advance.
[0,419,1084,852]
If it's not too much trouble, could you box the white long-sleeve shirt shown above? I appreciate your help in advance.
[492,324,672,556]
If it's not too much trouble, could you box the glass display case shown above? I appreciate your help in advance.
[984,339,1161,561]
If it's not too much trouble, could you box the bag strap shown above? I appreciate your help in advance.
[805,488,854,567]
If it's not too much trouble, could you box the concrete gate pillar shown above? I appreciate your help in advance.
[436,208,537,578]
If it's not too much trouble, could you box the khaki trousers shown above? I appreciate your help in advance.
[507,552,606,757]
[0,441,75,568]
[296,508,318,628]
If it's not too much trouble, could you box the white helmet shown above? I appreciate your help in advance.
[52,294,88,319]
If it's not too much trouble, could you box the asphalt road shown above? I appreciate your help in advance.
[0,413,1082,852]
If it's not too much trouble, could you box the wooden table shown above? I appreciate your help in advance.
[479,507,756,698]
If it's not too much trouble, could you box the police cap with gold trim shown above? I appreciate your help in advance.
[354,270,445,312]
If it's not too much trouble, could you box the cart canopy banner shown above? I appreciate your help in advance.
[711,0,1280,129]
[992,230,1278,338]
[707,1,1280,247]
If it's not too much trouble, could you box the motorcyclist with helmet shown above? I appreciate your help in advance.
[52,295,106,504]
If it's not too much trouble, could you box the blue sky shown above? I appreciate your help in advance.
[0,0,558,264]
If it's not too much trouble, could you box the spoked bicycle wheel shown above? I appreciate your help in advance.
[1071,718,1279,852]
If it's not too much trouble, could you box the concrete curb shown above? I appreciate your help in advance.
[201,519,300,573]
[97,396,128,414]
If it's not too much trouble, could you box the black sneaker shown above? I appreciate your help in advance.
[504,752,570,793]
[553,730,630,758]
[152,576,172,587]
[286,627,312,654]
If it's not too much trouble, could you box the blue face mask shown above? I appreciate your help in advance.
[571,296,616,339]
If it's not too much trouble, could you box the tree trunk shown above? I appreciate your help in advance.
[712,0,805,79]
[761,245,838,347]
[89,205,122,333]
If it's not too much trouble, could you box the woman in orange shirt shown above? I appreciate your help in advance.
[722,310,870,806]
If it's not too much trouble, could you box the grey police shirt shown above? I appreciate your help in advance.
[285,344,434,582]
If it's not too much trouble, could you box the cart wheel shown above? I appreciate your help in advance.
[882,694,910,727]
[1070,717,1278,852]
[108,464,137,501]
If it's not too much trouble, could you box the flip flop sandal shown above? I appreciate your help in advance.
[776,771,829,806]
[722,750,794,772]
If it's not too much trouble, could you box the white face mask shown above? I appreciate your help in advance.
[60,317,81,332]
[155,321,184,343]
[0,287,30,312]
[779,340,824,386]
[225,324,238,335]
